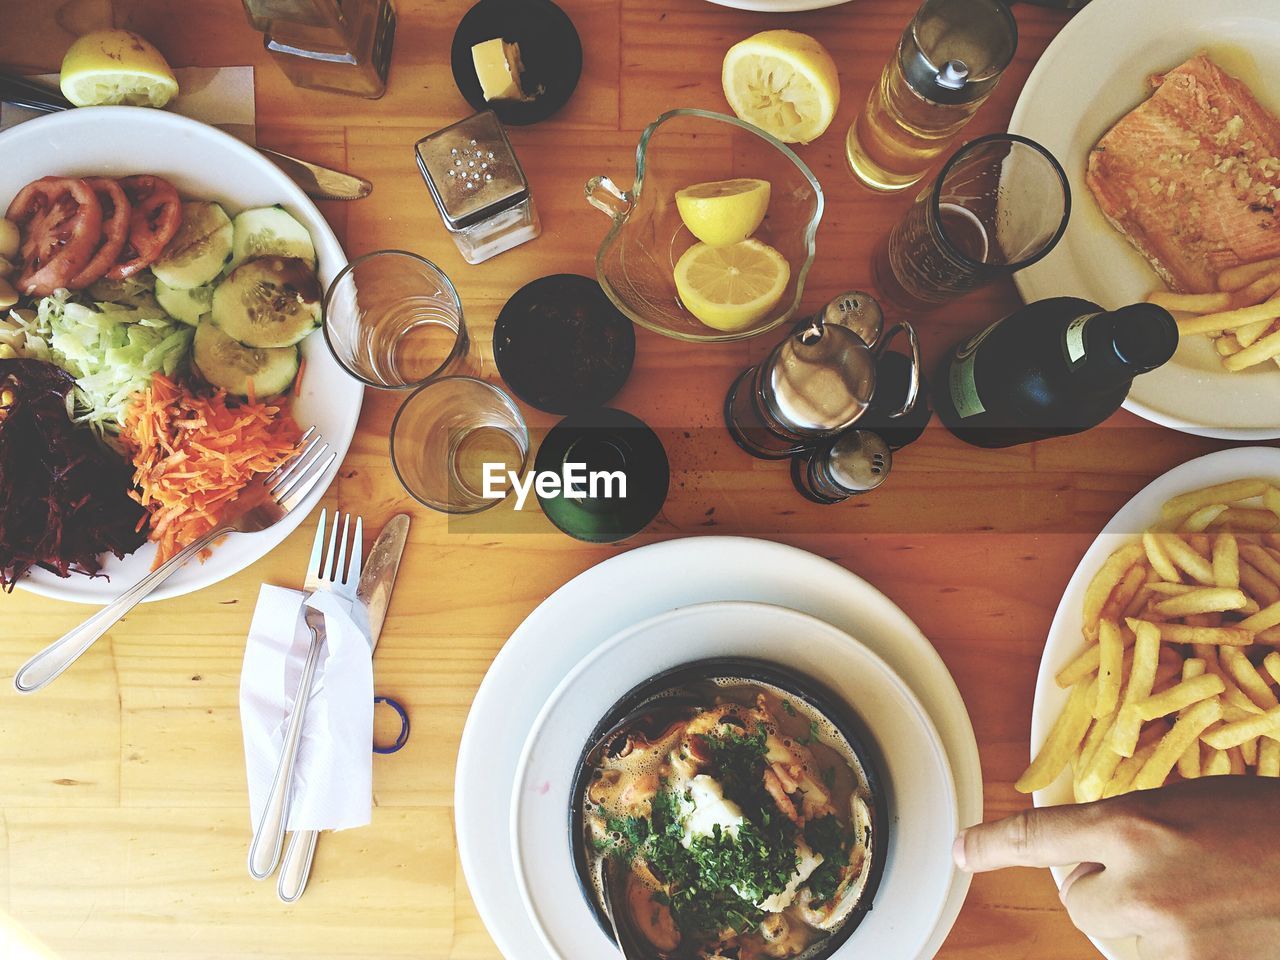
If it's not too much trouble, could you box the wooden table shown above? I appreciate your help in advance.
[0,1,1250,957]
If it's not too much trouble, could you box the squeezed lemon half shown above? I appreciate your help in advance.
[674,238,791,332]
[675,178,772,248]
[60,29,178,108]
[721,30,840,145]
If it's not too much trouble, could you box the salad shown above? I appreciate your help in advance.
[0,172,325,587]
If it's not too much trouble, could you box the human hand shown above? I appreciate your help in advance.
[954,777,1280,960]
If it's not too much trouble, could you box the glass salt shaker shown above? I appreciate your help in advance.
[415,111,542,265]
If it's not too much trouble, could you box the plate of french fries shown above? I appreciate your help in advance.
[1026,447,1280,960]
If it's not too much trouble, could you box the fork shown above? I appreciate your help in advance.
[247,509,363,881]
[12,429,336,695]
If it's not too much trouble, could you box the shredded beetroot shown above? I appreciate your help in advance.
[0,358,147,590]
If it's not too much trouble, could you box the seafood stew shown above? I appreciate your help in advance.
[572,659,886,960]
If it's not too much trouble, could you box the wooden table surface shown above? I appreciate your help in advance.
[0,0,1254,957]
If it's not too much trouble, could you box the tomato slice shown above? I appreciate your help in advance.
[5,176,104,297]
[105,175,182,280]
[67,177,132,290]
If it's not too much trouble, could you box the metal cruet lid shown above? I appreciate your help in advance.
[826,430,893,494]
[899,0,1018,107]
[415,110,531,230]
[764,319,877,438]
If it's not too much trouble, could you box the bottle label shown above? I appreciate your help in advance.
[1064,311,1100,369]
[948,319,1000,419]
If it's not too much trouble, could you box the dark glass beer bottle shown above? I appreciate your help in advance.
[933,297,1178,448]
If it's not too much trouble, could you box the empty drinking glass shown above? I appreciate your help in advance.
[872,133,1070,312]
[323,250,470,389]
[390,377,529,514]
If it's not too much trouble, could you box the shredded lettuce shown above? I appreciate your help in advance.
[3,283,192,436]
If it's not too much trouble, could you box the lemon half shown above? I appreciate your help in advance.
[60,29,178,108]
[674,238,791,332]
[722,30,840,145]
[675,178,772,247]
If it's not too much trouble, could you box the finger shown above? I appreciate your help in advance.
[1057,860,1102,903]
[957,803,1111,872]
[1061,866,1139,941]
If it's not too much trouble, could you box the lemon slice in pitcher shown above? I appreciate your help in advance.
[60,29,179,108]
[674,238,791,332]
[722,30,840,145]
[675,178,772,247]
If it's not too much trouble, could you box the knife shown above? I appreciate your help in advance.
[0,73,372,201]
[276,513,411,903]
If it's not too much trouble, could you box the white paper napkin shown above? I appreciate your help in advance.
[0,66,257,144]
[240,585,373,832]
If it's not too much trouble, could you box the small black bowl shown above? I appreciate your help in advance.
[494,274,635,415]
[569,656,889,960]
[451,0,583,126]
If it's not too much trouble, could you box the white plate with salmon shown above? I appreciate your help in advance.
[1010,0,1280,440]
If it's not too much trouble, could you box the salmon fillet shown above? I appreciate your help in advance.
[1086,54,1280,293]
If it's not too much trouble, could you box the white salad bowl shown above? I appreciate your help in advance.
[0,107,362,604]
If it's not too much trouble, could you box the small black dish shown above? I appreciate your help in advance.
[534,407,668,543]
[569,656,890,960]
[494,274,635,415]
[450,0,583,126]
[861,351,931,450]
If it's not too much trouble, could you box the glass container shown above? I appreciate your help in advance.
[390,377,529,514]
[415,110,541,264]
[872,133,1071,312]
[725,299,921,460]
[845,0,1017,192]
[586,108,823,344]
[322,250,470,390]
[241,0,396,98]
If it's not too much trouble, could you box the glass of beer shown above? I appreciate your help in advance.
[872,134,1071,312]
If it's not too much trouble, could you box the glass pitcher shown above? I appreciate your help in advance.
[586,109,824,344]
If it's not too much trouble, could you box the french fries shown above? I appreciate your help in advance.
[1133,698,1223,791]
[1016,679,1095,794]
[1022,477,1280,798]
[1218,257,1280,291]
[1146,290,1231,313]
[1152,257,1280,371]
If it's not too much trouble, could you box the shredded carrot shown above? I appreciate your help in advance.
[120,374,303,568]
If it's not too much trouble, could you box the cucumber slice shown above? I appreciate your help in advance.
[155,277,213,326]
[151,201,233,289]
[211,256,322,348]
[230,205,316,269]
[192,320,300,398]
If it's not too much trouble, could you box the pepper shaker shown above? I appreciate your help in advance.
[791,430,893,504]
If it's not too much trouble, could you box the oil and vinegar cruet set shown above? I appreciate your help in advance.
[725,293,926,505]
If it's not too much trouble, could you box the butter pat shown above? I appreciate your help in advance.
[471,37,528,102]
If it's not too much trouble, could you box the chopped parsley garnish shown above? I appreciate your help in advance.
[781,699,797,716]
[804,813,853,905]
[820,766,837,790]
[797,719,821,745]
[704,724,771,819]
